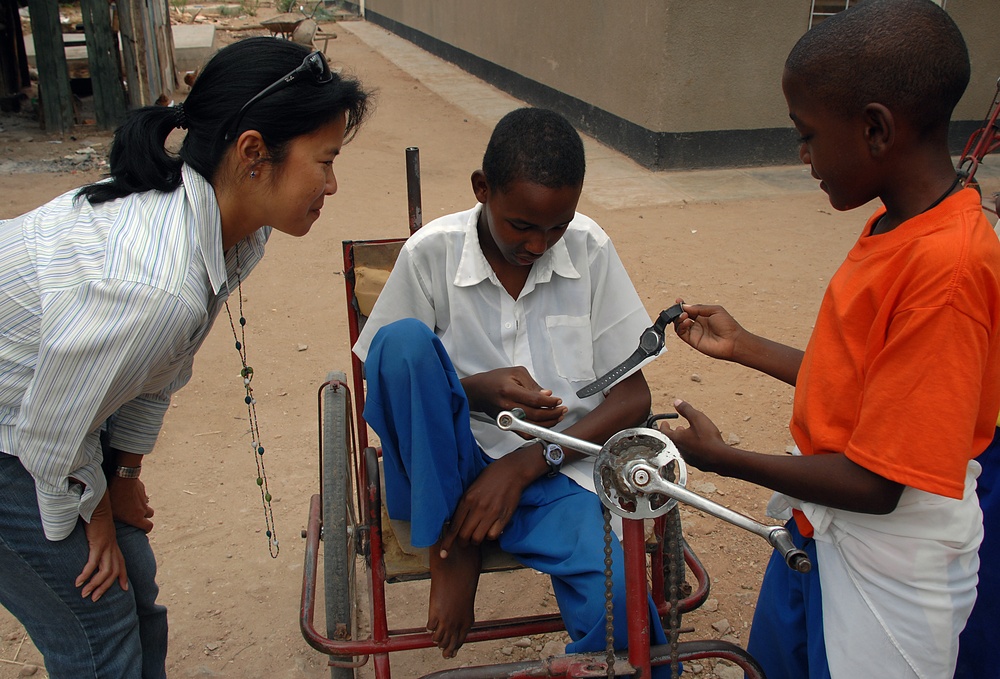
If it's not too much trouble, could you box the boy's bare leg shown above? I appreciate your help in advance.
[427,538,482,658]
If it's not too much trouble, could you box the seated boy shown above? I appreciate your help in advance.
[352,108,669,662]
[659,1,1000,677]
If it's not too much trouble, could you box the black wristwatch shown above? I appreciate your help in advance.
[542,442,565,477]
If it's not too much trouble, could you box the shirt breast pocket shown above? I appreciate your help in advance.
[545,315,595,382]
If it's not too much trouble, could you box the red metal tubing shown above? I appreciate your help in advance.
[301,482,570,662]
[623,518,651,678]
[341,241,371,452]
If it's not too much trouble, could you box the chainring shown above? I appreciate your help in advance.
[593,427,687,519]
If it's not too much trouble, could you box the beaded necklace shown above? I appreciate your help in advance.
[225,245,279,558]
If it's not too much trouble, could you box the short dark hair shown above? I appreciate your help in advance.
[79,37,372,204]
[481,108,585,193]
[785,0,969,136]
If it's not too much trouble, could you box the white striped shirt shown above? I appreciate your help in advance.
[0,164,269,540]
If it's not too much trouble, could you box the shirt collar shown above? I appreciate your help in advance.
[181,164,268,296]
[453,204,581,288]
[182,164,228,294]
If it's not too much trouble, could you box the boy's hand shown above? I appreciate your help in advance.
[438,453,535,556]
[77,491,128,602]
[463,367,567,428]
[658,399,730,475]
[673,300,745,361]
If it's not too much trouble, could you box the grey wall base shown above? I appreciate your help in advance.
[358,8,984,171]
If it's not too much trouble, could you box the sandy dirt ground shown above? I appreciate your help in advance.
[2,9,999,679]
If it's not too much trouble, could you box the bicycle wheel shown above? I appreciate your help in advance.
[322,371,358,679]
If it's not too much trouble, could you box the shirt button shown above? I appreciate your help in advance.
[505,322,512,329]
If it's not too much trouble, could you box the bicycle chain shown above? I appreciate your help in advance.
[666,508,681,678]
[602,506,616,679]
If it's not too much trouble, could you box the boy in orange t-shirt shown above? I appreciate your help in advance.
[659,1,1000,677]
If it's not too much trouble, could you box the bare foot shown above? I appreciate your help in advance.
[427,538,482,658]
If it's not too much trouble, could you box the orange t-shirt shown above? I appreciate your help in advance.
[791,188,1000,536]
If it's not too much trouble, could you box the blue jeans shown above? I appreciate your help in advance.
[363,319,669,663]
[0,452,167,678]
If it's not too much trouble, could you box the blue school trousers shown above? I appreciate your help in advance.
[746,520,831,679]
[955,427,1000,679]
[362,318,669,657]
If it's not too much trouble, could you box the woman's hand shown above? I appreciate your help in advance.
[76,490,128,602]
[462,367,567,428]
[673,300,746,361]
[108,476,154,533]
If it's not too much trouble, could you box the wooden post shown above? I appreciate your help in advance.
[117,0,175,108]
[150,0,177,102]
[116,0,147,106]
[80,0,126,128]
[26,0,74,132]
[0,0,30,97]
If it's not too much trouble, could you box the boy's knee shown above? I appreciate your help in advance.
[369,319,438,372]
[372,318,432,349]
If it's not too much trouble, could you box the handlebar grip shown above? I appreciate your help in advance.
[768,526,813,573]
[785,549,813,573]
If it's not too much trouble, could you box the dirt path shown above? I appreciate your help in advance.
[3,12,995,679]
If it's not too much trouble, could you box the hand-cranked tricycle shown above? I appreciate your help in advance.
[298,149,811,679]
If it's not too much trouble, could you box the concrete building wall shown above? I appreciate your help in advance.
[356,0,1000,170]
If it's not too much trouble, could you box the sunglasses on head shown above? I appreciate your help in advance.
[224,50,334,142]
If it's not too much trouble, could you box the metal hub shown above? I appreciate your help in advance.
[593,427,687,519]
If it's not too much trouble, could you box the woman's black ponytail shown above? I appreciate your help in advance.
[77,104,184,204]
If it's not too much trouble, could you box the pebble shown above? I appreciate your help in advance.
[727,433,741,445]
[18,666,39,677]
[702,598,719,612]
[513,637,532,648]
[541,640,564,658]
[711,618,731,634]
[693,481,717,495]
[184,667,222,678]
[690,373,702,382]
[715,664,744,679]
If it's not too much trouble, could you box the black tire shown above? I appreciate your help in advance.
[322,371,357,679]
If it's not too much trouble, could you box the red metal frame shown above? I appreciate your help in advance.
[957,76,1000,206]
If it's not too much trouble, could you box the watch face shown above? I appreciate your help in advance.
[545,444,564,465]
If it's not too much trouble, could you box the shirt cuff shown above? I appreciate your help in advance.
[107,398,169,454]
[34,460,105,541]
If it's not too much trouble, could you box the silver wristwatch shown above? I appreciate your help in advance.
[542,442,565,477]
[114,465,142,479]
